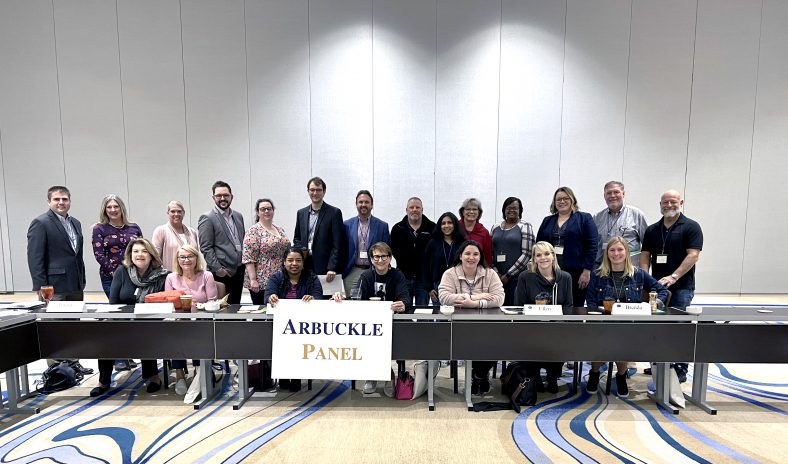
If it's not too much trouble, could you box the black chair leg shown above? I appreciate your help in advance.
[605,361,614,395]
[451,361,458,394]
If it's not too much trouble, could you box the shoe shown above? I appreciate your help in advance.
[643,367,652,375]
[363,380,377,394]
[586,370,600,393]
[72,362,94,375]
[479,378,491,395]
[546,377,559,394]
[146,379,162,393]
[127,359,138,369]
[175,379,188,395]
[615,373,629,398]
[90,385,110,397]
[289,379,302,392]
[114,360,130,371]
[279,379,291,390]
[674,364,688,383]
[383,380,394,397]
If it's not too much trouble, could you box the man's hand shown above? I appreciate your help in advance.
[326,271,336,282]
[578,269,591,289]
[390,301,405,313]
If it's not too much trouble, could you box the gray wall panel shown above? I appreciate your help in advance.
[741,0,788,292]
[181,0,251,225]
[685,0,761,292]
[246,0,311,240]
[0,0,65,291]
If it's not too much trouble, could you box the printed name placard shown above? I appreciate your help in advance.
[133,303,174,314]
[271,300,393,381]
[612,302,651,316]
[522,305,563,316]
[46,301,85,313]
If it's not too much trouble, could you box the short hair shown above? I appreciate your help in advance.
[123,238,163,270]
[501,197,523,220]
[459,198,483,221]
[451,240,488,269]
[307,177,326,191]
[432,212,465,242]
[604,181,625,191]
[98,194,130,225]
[597,236,635,278]
[212,180,232,194]
[171,244,206,275]
[47,186,70,200]
[549,187,580,214]
[369,241,392,257]
[253,198,275,222]
[528,241,562,275]
[166,200,185,213]
[356,190,373,204]
[407,196,422,205]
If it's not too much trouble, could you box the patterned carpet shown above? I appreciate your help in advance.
[2,360,786,463]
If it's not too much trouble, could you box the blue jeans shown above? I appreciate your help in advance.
[670,287,695,309]
[100,274,113,298]
[406,279,430,306]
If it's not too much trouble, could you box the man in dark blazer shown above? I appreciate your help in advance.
[27,185,92,373]
[342,190,390,296]
[198,180,246,304]
[293,177,345,282]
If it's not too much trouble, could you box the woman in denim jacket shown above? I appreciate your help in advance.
[585,236,668,398]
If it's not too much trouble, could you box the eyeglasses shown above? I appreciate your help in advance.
[555,197,572,203]
[371,254,390,262]
[213,194,231,199]
[178,255,195,261]
[258,207,274,213]
[308,188,324,194]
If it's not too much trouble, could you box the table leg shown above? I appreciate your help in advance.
[684,362,717,415]
[427,360,435,411]
[465,360,473,411]
[233,360,256,410]
[647,362,679,414]
[3,367,39,415]
[193,360,220,410]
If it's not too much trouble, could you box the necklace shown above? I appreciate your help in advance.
[611,271,625,302]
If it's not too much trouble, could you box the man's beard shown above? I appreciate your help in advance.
[661,208,680,219]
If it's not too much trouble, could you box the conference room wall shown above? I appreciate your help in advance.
[0,0,786,294]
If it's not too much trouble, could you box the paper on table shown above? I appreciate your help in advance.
[86,304,125,313]
[0,309,32,315]
[318,275,345,297]
[0,301,44,309]
[413,308,434,315]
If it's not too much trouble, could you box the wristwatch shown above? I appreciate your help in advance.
[670,273,679,280]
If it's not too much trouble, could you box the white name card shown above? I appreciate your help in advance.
[133,303,174,314]
[612,302,651,316]
[522,304,563,316]
[46,301,85,313]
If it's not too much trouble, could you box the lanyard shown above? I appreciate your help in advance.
[660,221,677,254]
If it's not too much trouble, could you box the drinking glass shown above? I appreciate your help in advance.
[39,286,54,307]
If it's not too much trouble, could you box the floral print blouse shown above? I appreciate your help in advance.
[241,223,290,291]
[92,223,143,278]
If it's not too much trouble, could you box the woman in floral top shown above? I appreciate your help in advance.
[92,195,143,297]
[242,198,290,304]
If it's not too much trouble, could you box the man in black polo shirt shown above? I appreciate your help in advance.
[390,197,435,306]
[640,189,703,381]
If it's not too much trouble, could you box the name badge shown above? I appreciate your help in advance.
[235,244,242,252]
[554,246,564,255]
[656,254,668,264]
[496,254,506,263]
[612,302,651,315]
[359,251,368,259]
[522,304,563,316]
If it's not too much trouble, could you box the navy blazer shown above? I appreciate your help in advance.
[536,211,598,272]
[27,209,86,292]
[293,202,345,275]
[342,215,391,277]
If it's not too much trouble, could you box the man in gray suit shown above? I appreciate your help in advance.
[27,185,92,373]
[198,180,246,304]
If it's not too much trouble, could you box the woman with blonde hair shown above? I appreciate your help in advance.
[92,194,142,296]
[151,200,199,272]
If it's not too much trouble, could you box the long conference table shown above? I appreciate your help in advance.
[2,304,786,415]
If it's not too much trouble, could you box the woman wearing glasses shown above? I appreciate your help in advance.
[438,240,504,395]
[242,198,290,304]
[458,198,493,265]
[536,187,598,306]
[165,244,218,395]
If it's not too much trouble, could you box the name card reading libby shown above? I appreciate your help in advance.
[521,304,564,316]
[271,300,393,381]
[612,302,651,316]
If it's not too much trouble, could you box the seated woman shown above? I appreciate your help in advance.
[91,238,169,397]
[165,244,218,395]
[438,240,504,395]
[514,241,573,393]
[585,236,668,398]
[264,246,323,392]
[333,242,410,395]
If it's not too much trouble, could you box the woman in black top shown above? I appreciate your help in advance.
[423,212,464,305]
[91,238,168,397]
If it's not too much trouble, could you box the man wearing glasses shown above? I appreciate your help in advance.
[593,181,648,266]
[294,176,345,283]
[198,180,246,304]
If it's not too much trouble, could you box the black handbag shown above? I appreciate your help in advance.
[39,361,82,394]
[500,362,538,413]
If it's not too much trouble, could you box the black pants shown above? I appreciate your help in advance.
[215,266,245,304]
[471,361,497,379]
[524,361,563,380]
[98,359,158,386]
[249,289,266,305]
[566,268,586,307]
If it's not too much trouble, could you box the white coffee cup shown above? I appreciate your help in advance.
[204,300,220,312]
[439,305,455,315]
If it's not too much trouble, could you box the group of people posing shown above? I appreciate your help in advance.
[27,178,703,398]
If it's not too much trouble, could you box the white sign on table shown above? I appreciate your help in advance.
[271,300,393,381]
[612,302,651,316]
[46,301,85,313]
[522,304,564,316]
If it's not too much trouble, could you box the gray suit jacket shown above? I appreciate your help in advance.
[27,209,86,292]
[198,207,245,276]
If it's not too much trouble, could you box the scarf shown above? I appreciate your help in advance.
[128,266,169,303]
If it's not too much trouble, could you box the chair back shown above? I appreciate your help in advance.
[215,281,227,299]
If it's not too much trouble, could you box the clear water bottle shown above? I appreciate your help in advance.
[649,290,658,314]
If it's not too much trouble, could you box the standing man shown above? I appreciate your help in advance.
[593,181,648,266]
[390,197,435,306]
[294,177,345,283]
[641,189,703,382]
[27,185,92,373]
[343,190,390,296]
[199,180,246,304]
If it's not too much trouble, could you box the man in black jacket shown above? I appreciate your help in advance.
[294,177,345,282]
[390,197,435,306]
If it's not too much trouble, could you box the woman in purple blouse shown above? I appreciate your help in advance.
[92,195,143,296]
